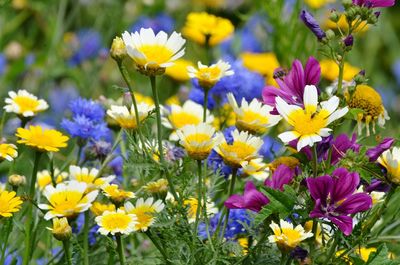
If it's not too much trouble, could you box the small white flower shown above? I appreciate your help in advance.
[4,90,48,117]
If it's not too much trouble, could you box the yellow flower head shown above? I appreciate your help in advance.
[124,198,165,231]
[165,59,194,82]
[228,93,281,134]
[268,220,313,252]
[95,209,138,235]
[39,180,98,220]
[240,158,269,181]
[176,123,217,160]
[122,28,186,75]
[187,60,234,90]
[305,0,334,9]
[356,247,377,262]
[16,125,69,152]
[0,143,18,162]
[346,85,388,136]
[320,59,360,82]
[69,165,115,191]
[276,85,348,151]
[184,197,218,223]
[101,184,135,205]
[90,202,116,216]
[182,12,234,46]
[0,190,23,218]
[4,90,48,117]
[240,52,279,86]
[269,156,300,172]
[214,129,263,168]
[143,179,169,194]
[110,36,126,61]
[134,93,154,106]
[37,169,68,190]
[48,217,72,241]
[162,100,214,141]
[324,14,368,33]
[107,103,154,130]
[378,147,400,185]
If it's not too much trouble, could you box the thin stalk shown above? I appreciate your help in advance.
[150,76,164,163]
[312,145,318,178]
[324,234,339,263]
[0,111,6,136]
[49,154,56,186]
[62,240,72,265]
[203,91,208,123]
[220,168,238,239]
[116,234,126,265]
[23,151,42,265]
[336,55,345,96]
[83,211,89,265]
[145,231,170,264]
[193,160,203,239]
[0,219,13,265]
[309,220,318,254]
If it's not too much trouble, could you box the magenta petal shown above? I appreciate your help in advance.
[224,182,269,212]
[329,215,353,236]
[366,138,395,161]
[264,164,294,190]
[306,175,332,204]
[331,168,360,202]
[225,194,246,209]
[309,199,326,218]
[304,56,321,85]
[335,193,372,214]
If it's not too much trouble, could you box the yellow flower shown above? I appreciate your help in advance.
[324,14,368,33]
[69,165,115,191]
[214,129,263,168]
[346,85,389,136]
[195,0,225,8]
[0,190,23,217]
[182,12,234,46]
[176,123,217,160]
[143,179,169,194]
[227,93,281,134]
[162,100,214,141]
[320,59,360,82]
[276,85,348,151]
[37,169,67,190]
[269,156,300,172]
[240,158,269,181]
[268,220,313,252]
[0,143,18,162]
[165,59,194,82]
[165,95,181,106]
[305,0,334,9]
[102,184,135,205]
[240,52,279,86]
[90,202,116,216]
[378,147,400,184]
[107,103,154,130]
[122,28,186,75]
[48,217,72,241]
[16,125,69,152]
[238,237,249,254]
[134,93,154,106]
[124,198,165,231]
[39,181,98,220]
[187,60,234,90]
[184,197,218,223]
[4,90,48,117]
[110,36,126,61]
[356,247,377,262]
[95,209,138,235]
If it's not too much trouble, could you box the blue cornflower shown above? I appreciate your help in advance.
[68,97,105,122]
[259,136,283,161]
[3,249,22,265]
[61,115,109,140]
[68,29,103,66]
[109,156,123,177]
[130,13,174,34]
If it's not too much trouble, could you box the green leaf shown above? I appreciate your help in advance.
[366,244,398,265]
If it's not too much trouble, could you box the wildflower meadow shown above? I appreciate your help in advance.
[1,0,400,264]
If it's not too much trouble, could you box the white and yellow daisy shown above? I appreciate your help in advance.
[69,165,115,191]
[124,198,165,231]
[143,179,169,194]
[268,219,313,251]
[0,143,18,162]
[90,202,116,216]
[39,181,98,220]
[176,123,217,160]
[240,158,270,181]
[187,60,234,90]
[107,103,154,130]
[101,184,135,205]
[184,197,218,223]
[95,209,138,235]
[214,129,263,168]
[37,169,68,190]
[4,90,48,117]
[378,147,400,185]
[122,28,186,75]
[162,100,214,141]
[276,85,348,151]
[227,93,281,135]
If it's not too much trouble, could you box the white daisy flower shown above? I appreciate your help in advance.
[4,90,48,117]
[187,60,234,89]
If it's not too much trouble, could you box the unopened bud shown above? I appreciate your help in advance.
[367,13,379,24]
[8,174,26,187]
[49,217,72,241]
[342,0,353,9]
[345,7,357,21]
[344,35,354,48]
[326,30,336,40]
[329,10,340,23]
[110,37,127,61]
[354,70,367,84]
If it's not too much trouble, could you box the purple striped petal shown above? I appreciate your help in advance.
[306,175,332,204]
[335,193,372,214]
[329,215,353,236]
[331,168,360,202]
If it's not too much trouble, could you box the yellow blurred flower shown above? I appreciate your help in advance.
[0,143,18,162]
[37,169,67,190]
[143,179,169,194]
[320,59,360,82]
[48,217,72,241]
[0,190,23,218]
[269,220,313,252]
[165,59,194,82]
[102,184,135,205]
[305,0,334,9]
[90,202,116,216]
[240,52,279,85]
[188,60,234,90]
[16,125,69,152]
[324,14,368,33]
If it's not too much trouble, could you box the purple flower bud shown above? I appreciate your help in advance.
[375,11,381,18]
[300,10,326,41]
[359,70,366,76]
[344,35,354,47]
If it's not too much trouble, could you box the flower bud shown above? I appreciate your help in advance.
[325,30,336,40]
[49,217,72,241]
[110,37,126,61]
[367,13,379,24]
[345,7,357,21]
[329,10,340,23]
[342,0,353,9]
[8,174,26,187]
[300,10,326,41]
[354,70,367,84]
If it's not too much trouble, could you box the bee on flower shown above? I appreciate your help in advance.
[268,220,313,252]
[184,197,218,223]
[4,90,48,118]
[0,143,18,162]
[107,103,154,130]
[90,202,116,216]
[16,125,69,152]
[276,85,348,151]
[227,93,281,135]
[95,209,138,235]
[0,190,23,218]
[37,169,68,190]
[39,181,98,220]
[124,198,165,231]
[101,184,135,205]
[69,165,115,191]
[122,28,186,76]
[187,60,234,90]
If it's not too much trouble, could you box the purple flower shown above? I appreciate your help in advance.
[352,0,395,7]
[264,165,295,190]
[262,57,320,112]
[329,134,360,165]
[366,138,395,161]
[300,10,326,41]
[307,168,372,235]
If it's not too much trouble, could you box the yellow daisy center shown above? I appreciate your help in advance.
[169,113,202,129]
[280,227,302,247]
[49,191,87,217]
[130,205,156,230]
[197,67,221,81]
[348,85,384,120]
[289,109,329,135]
[270,156,300,171]
[221,141,256,159]
[137,45,174,66]
[101,212,132,231]
[13,96,40,113]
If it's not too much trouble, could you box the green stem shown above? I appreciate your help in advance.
[324,234,339,263]
[145,231,170,264]
[83,211,89,265]
[116,234,126,265]
[220,168,238,239]
[0,219,13,265]
[0,111,6,136]
[312,145,318,178]
[194,160,203,239]
[150,76,164,163]
[203,91,208,123]
[336,54,345,96]
[49,154,56,186]
[309,220,318,254]
[63,240,72,265]
[23,151,42,265]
